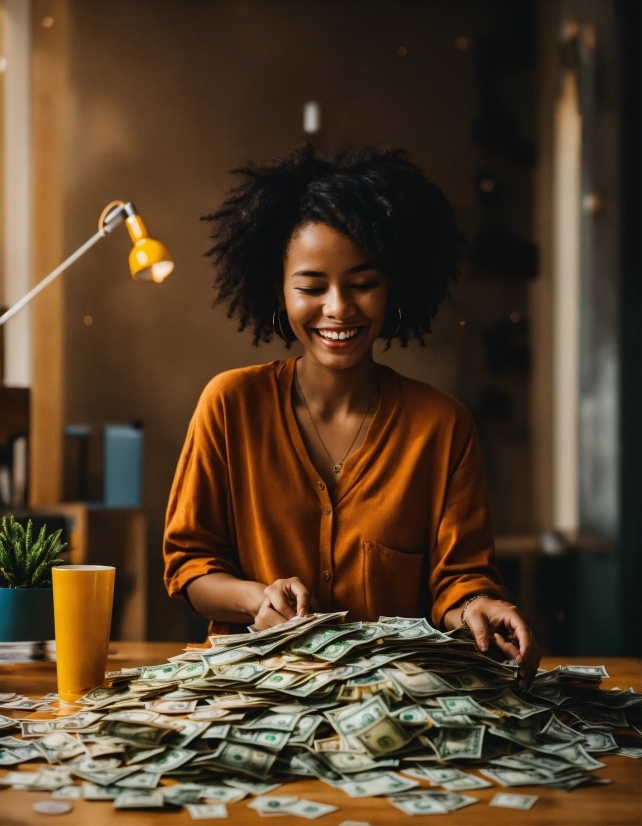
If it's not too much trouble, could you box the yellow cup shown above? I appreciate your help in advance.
[52,565,115,703]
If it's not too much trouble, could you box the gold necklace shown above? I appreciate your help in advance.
[295,371,377,475]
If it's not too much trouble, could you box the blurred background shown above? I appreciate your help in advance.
[0,0,638,654]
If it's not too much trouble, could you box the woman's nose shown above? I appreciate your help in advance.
[324,288,355,320]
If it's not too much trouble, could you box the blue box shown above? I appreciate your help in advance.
[103,425,143,508]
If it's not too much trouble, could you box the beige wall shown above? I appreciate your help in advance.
[55,0,532,639]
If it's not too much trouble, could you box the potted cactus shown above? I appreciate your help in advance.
[0,517,67,642]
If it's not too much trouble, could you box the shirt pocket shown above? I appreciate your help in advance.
[362,541,424,620]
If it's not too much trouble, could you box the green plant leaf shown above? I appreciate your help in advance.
[0,518,67,588]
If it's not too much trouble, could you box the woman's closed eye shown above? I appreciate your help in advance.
[296,280,381,295]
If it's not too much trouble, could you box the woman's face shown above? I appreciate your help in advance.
[281,222,389,371]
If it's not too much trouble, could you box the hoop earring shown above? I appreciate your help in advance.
[272,307,297,343]
[384,304,402,338]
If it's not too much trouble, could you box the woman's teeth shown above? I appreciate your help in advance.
[318,328,359,341]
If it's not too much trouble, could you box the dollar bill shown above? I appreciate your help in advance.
[144,699,198,714]
[208,741,277,780]
[161,782,204,805]
[561,665,609,680]
[185,803,228,819]
[487,687,548,719]
[284,799,339,819]
[138,748,196,773]
[51,711,105,731]
[114,771,162,789]
[113,789,164,808]
[52,784,82,799]
[338,770,419,797]
[226,727,290,752]
[480,767,553,786]
[382,668,451,697]
[437,695,498,718]
[489,792,538,810]
[426,710,474,728]
[199,784,247,803]
[433,726,484,760]
[356,715,411,756]
[290,623,363,655]
[247,795,299,813]
[101,721,168,747]
[387,793,450,815]
[442,772,493,791]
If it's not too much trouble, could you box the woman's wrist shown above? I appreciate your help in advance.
[442,595,497,630]
[186,573,266,623]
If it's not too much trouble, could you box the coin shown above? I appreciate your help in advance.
[32,800,73,815]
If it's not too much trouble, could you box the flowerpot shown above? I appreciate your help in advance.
[0,587,55,641]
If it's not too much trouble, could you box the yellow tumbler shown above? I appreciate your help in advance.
[52,565,115,703]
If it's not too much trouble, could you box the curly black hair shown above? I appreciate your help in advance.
[203,144,464,347]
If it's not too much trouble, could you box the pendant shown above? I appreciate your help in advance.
[333,464,342,474]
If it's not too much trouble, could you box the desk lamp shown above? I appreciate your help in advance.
[0,200,174,326]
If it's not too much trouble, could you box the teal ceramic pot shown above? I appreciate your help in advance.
[0,587,55,641]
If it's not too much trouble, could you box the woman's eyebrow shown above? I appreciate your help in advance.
[290,261,378,278]
[347,261,378,274]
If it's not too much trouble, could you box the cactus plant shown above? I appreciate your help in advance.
[0,516,67,588]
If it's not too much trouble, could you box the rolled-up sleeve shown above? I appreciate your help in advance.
[163,381,242,602]
[429,417,507,628]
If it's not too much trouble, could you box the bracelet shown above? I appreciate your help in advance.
[460,594,495,628]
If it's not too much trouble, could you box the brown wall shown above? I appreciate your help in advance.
[58,0,531,639]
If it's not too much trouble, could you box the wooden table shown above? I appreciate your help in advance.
[0,643,640,825]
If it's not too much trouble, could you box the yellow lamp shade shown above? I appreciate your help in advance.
[129,238,174,283]
[125,214,174,282]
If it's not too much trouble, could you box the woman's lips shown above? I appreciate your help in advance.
[313,327,365,349]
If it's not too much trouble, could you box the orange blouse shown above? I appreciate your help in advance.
[163,358,506,634]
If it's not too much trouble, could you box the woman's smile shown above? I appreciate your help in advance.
[313,326,365,348]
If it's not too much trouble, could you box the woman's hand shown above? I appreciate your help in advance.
[444,597,540,686]
[253,577,319,630]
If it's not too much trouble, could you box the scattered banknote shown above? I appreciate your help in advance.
[185,802,228,819]
[113,789,165,808]
[489,792,539,810]
[0,611,639,817]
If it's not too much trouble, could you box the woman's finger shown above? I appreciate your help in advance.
[493,631,521,661]
[264,582,296,620]
[464,608,491,653]
[255,600,290,629]
[286,579,312,617]
[503,612,532,664]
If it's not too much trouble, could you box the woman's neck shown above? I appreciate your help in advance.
[295,353,379,420]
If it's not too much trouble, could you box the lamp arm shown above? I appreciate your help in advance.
[0,227,107,327]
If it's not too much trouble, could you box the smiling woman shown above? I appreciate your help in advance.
[163,145,540,682]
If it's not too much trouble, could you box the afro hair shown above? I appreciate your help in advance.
[203,144,464,347]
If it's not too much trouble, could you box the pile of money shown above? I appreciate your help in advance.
[0,612,640,816]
